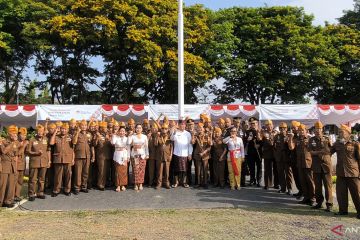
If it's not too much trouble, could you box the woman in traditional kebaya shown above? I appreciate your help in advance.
[111,126,130,192]
[223,127,245,190]
[128,124,149,191]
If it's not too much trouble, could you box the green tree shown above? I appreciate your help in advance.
[0,0,34,103]
[208,7,341,104]
[100,1,215,104]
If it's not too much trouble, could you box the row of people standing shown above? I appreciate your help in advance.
[1,115,359,220]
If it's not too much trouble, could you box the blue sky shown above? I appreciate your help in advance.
[184,0,355,25]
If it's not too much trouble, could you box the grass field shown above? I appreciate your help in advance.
[0,206,358,240]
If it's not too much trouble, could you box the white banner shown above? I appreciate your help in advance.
[259,104,319,121]
[37,105,102,121]
[147,104,209,120]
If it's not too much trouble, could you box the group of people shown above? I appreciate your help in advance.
[0,114,359,219]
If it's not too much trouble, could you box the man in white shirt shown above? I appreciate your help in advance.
[170,120,193,188]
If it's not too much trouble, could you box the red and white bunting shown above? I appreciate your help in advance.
[101,105,146,116]
[0,105,36,117]
[318,105,360,115]
[209,105,257,117]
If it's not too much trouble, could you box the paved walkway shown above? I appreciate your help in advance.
[17,185,330,211]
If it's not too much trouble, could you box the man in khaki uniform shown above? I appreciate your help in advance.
[14,127,28,202]
[72,120,94,194]
[26,125,51,201]
[88,120,98,189]
[50,123,74,197]
[69,118,77,136]
[274,122,293,194]
[308,121,333,211]
[94,121,112,190]
[0,125,19,208]
[331,124,360,219]
[289,124,316,206]
[186,118,196,185]
[155,123,173,189]
[261,120,279,190]
[289,121,303,198]
[45,122,56,190]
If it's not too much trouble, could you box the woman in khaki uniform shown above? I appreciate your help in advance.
[212,127,226,188]
[14,127,28,202]
[26,125,51,201]
[0,125,19,208]
[193,123,212,188]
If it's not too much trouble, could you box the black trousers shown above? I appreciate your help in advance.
[247,151,262,184]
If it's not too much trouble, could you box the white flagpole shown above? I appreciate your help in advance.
[178,0,184,120]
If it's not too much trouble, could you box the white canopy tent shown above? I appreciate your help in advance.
[0,104,360,128]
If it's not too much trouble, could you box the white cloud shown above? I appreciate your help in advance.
[286,0,355,25]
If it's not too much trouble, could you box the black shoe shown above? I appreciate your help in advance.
[325,206,332,212]
[293,192,302,197]
[278,189,286,193]
[334,211,348,216]
[263,186,268,190]
[194,185,200,188]
[298,199,310,205]
[256,183,261,187]
[80,189,89,193]
[3,203,15,208]
[64,192,71,196]
[203,184,209,189]
[98,187,105,191]
[51,192,58,197]
[274,185,280,189]
[14,197,22,202]
[312,203,323,209]
[37,195,46,199]
[73,191,79,195]
[240,184,246,187]
[28,196,36,201]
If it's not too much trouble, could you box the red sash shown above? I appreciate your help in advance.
[229,149,239,176]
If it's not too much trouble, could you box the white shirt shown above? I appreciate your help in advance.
[170,130,193,157]
[223,136,245,159]
[127,134,149,159]
[111,135,130,165]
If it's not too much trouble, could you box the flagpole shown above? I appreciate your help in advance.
[178,0,184,120]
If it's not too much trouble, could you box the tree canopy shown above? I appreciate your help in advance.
[0,0,359,104]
